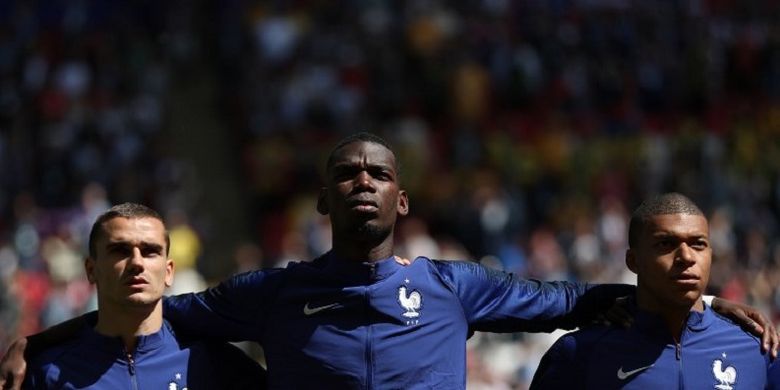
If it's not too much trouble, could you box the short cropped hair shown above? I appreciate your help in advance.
[628,193,704,248]
[88,203,170,258]
[325,132,400,175]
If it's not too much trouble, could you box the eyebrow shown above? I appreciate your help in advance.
[105,241,164,252]
[650,231,708,240]
[330,161,396,174]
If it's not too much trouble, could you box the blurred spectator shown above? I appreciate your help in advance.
[167,209,207,295]
[1,2,779,388]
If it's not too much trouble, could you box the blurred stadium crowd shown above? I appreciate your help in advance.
[0,1,779,388]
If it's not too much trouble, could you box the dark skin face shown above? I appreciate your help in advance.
[317,141,409,262]
[626,213,711,339]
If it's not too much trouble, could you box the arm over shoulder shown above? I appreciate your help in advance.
[529,333,581,389]
[164,268,286,342]
[431,260,634,332]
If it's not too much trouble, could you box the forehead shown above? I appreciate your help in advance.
[98,217,167,245]
[329,141,397,170]
[643,214,709,237]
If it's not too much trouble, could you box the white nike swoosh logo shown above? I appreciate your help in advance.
[303,302,340,316]
[617,364,654,380]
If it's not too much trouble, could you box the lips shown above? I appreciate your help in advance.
[125,276,148,287]
[672,273,700,288]
[347,198,378,213]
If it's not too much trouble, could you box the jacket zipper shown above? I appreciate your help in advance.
[126,351,138,390]
[674,336,682,389]
[365,265,376,389]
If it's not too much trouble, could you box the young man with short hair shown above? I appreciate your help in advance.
[531,193,773,389]
[24,203,264,389]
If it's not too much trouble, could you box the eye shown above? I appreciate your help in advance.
[332,167,357,182]
[369,167,393,181]
[335,171,353,181]
[655,239,674,250]
[109,245,132,257]
[689,240,709,250]
[141,246,163,257]
[375,171,391,181]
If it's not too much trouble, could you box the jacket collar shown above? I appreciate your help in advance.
[83,320,172,355]
[632,300,714,341]
[315,250,403,284]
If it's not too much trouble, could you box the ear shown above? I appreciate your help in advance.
[85,257,96,284]
[397,190,409,216]
[625,248,638,275]
[164,258,175,288]
[316,187,329,215]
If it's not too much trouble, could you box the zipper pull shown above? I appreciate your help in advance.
[126,352,136,375]
[675,342,681,360]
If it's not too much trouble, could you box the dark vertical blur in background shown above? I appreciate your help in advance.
[0,1,778,387]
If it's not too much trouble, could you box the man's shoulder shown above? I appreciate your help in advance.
[27,328,110,383]
[30,341,81,369]
[707,308,763,347]
[183,341,265,387]
[531,326,624,388]
[30,327,94,368]
[710,309,761,344]
[549,325,620,354]
[421,257,486,275]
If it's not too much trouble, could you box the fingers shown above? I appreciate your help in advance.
[606,307,633,328]
[0,373,21,390]
[604,296,633,328]
[1,366,23,390]
[598,296,634,329]
[1,338,28,390]
[394,256,411,266]
[743,310,779,358]
[762,320,779,360]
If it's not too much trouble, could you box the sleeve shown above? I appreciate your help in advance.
[432,260,635,332]
[23,359,58,390]
[163,269,282,342]
[769,358,780,390]
[202,342,267,390]
[22,368,42,389]
[529,334,580,389]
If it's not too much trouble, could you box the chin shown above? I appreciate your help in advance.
[125,294,161,307]
[675,292,702,308]
[355,223,391,240]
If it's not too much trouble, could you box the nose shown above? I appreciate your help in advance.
[353,170,375,192]
[127,247,145,271]
[675,243,696,265]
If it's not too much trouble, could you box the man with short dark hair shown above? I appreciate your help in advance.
[24,203,264,389]
[531,193,774,389]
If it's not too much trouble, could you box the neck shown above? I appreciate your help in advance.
[94,301,163,352]
[331,234,394,263]
[636,292,704,340]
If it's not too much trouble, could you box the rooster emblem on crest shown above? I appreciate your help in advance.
[712,359,736,390]
[398,286,422,318]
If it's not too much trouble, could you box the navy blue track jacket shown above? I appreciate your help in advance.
[164,252,633,389]
[530,303,771,389]
[25,320,264,389]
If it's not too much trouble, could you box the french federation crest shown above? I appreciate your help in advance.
[712,357,736,390]
[398,286,422,318]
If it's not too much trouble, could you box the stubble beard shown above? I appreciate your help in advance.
[354,221,391,243]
